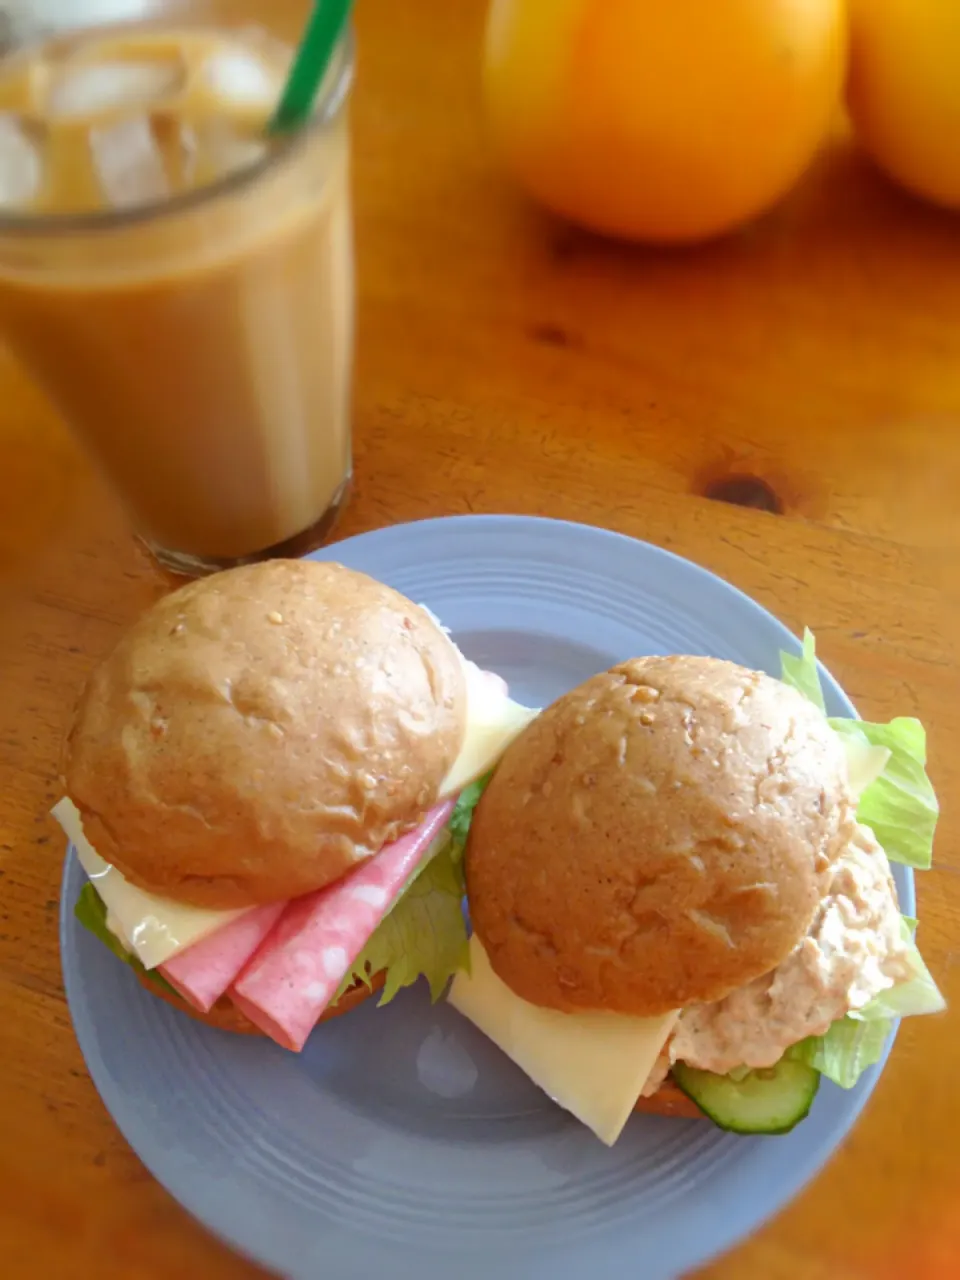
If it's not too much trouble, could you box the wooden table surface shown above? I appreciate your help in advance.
[1,1,958,1277]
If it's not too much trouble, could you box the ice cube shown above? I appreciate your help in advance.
[151,115,199,192]
[0,114,42,208]
[195,119,267,181]
[200,47,280,111]
[49,59,184,120]
[89,115,169,207]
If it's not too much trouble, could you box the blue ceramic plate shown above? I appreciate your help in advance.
[59,515,910,1280]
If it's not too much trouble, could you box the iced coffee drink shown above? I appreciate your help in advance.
[0,23,354,573]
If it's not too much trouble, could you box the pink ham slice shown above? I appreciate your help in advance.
[158,902,286,1013]
[229,799,457,1051]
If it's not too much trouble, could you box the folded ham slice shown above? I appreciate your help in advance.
[229,799,457,1051]
[159,902,286,1012]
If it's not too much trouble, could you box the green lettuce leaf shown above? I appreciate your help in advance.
[335,838,471,1005]
[787,916,944,1088]
[778,631,938,869]
[827,718,937,870]
[446,771,492,860]
[334,775,492,1005]
[788,1016,892,1090]
[780,627,827,713]
[776,631,944,1087]
[852,918,946,1021]
[74,883,180,999]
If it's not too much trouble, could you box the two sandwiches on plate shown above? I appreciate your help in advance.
[55,560,944,1143]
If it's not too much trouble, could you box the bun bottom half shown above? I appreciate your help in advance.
[634,1078,703,1119]
[139,969,704,1119]
[137,968,385,1034]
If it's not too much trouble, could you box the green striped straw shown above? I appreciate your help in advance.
[268,0,353,135]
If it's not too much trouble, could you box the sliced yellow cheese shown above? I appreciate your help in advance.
[841,736,891,801]
[52,797,247,969]
[448,937,679,1146]
[440,658,539,797]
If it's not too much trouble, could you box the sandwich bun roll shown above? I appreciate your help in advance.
[64,560,468,909]
[467,655,856,1017]
[634,1080,704,1119]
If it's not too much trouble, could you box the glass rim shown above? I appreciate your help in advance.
[0,23,354,238]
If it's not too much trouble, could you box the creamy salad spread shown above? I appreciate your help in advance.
[643,822,910,1092]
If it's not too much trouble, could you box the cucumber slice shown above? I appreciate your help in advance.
[672,1059,820,1135]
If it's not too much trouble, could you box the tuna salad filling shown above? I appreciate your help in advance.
[642,822,912,1094]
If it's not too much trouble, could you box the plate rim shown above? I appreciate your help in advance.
[58,513,913,1280]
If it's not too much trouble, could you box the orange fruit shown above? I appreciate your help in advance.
[847,0,960,211]
[482,0,847,243]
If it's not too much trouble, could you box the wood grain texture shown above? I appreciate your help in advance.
[0,1,957,1278]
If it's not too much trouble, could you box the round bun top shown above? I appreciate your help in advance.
[65,560,467,908]
[466,655,855,1016]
